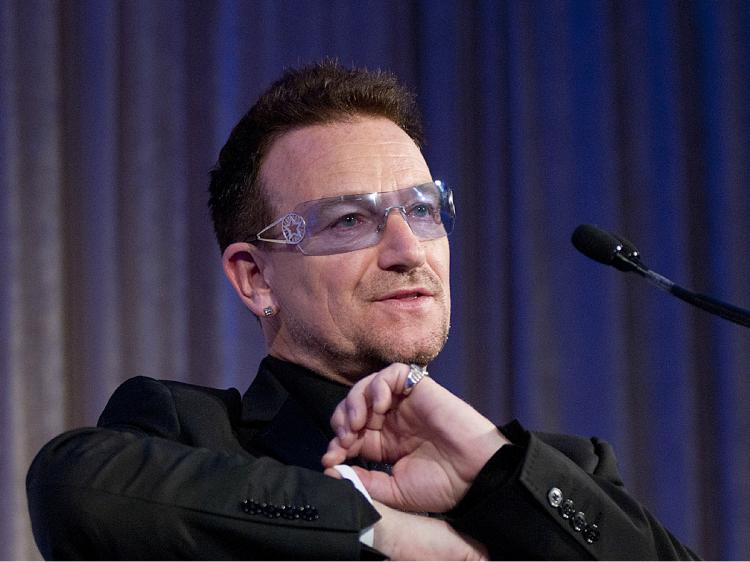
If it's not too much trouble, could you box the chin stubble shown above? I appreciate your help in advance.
[284,279,450,380]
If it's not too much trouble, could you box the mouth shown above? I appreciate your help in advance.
[375,288,435,301]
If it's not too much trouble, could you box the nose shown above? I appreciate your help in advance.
[376,209,426,271]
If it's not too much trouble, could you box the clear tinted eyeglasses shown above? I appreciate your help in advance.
[251,180,455,256]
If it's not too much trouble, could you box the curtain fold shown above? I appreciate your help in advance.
[2,1,749,559]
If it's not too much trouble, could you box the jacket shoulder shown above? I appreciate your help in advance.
[98,376,243,449]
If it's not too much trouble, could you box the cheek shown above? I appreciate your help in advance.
[428,240,451,285]
[303,255,368,305]
[267,254,324,306]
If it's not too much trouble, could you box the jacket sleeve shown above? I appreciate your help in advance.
[447,421,700,561]
[26,376,381,560]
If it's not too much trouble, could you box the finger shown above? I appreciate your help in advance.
[377,363,413,400]
[330,402,353,443]
[359,367,401,430]
[345,394,367,433]
[321,448,343,469]
[366,373,393,415]
[344,373,377,433]
[332,395,370,449]
[355,469,410,511]
[367,364,410,414]
[321,436,349,468]
[323,467,343,479]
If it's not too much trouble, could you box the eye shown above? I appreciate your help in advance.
[414,204,430,217]
[409,203,435,219]
[332,214,363,229]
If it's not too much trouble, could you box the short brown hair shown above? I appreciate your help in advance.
[208,60,425,252]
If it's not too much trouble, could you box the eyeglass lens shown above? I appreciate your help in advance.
[296,182,454,255]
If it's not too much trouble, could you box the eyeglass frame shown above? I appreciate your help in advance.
[248,180,455,256]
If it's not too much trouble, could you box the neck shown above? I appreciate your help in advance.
[265,347,383,387]
[262,322,380,385]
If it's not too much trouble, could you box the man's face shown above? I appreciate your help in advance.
[258,117,451,383]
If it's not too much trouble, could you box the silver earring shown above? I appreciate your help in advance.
[263,306,275,317]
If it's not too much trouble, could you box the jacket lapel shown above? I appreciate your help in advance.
[250,398,332,471]
[236,364,334,472]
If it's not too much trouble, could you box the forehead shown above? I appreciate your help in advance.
[260,117,432,212]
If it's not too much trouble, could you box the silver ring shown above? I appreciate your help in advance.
[403,364,429,395]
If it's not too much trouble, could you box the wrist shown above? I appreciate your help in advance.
[373,501,488,560]
[472,426,511,473]
[450,421,511,484]
[371,501,399,557]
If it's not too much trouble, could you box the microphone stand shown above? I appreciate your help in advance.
[572,224,750,329]
[613,253,750,328]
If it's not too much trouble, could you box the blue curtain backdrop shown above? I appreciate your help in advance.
[2,1,749,559]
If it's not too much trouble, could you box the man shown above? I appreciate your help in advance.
[27,61,698,560]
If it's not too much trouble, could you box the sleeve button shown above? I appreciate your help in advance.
[547,487,564,508]
[560,498,575,519]
[583,523,601,544]
[572,511,586,532]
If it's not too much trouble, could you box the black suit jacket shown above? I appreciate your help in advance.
[27,356,698,560]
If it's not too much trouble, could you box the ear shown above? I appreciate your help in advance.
[222,242,276,317]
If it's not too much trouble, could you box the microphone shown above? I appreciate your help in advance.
[572,224,750,328]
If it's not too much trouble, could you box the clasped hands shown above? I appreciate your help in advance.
[321,363,510,560]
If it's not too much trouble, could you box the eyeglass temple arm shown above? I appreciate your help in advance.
[251,215,297,245]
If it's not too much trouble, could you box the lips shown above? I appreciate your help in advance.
[362,270,443,304]
[375,288,434,301]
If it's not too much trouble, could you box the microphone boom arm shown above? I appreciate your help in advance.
[572,224,750,329]
[615,253,750,328]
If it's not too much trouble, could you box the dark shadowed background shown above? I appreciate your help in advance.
[2,1,749,559]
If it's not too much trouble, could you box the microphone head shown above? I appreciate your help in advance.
[571,224,640,272]
[612,234,641,263]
